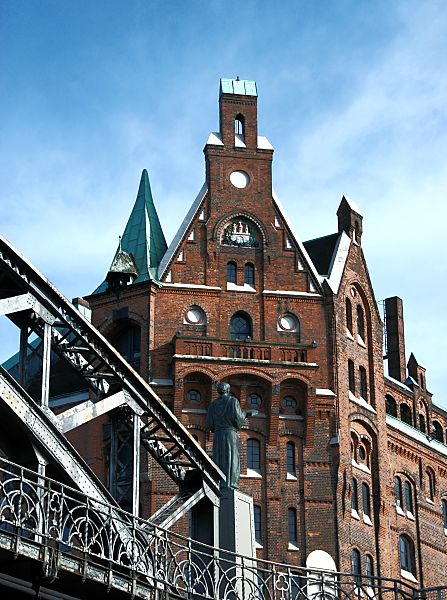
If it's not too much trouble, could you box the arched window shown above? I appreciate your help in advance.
[357,305,365,341]
[442,499,447,529]
[404,481,414,514]
[426,469,435,502]
[399,535,416,576]
[286,442,296,477]
[386,394,397,417]
[419,413,426,433]
[288,507,297,544]
[230,312,252,341]
[394,476,403,508]
[400,403,413,426]
[346,297,353,334]
[352,549,361,584]
[348,360,355,394]
[248,393,262,408]
[227,261,237,284]
[112,323,141,372]
[362,482,371,518]
[254,505,262,544]
[244,262,255,286]
[432,421,444,443]
[351,478,359,513]
[235,114,245,141]
[247,438,261,475]
[186,389,201,404]
[359,366,368,401]
[365,554,374,580]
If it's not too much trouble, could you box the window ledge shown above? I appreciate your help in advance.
[286,473,297,481]
[395,505,405,516]
[352,459,371,474]
[242,469,262,479]
[255,541,263,549]
[351,509,360,520]
[406,511,415,521]
[357,335,366,348]
[346,328,354,340]
[444,528,447,536]
[363,514,373,526]
[401,569,418,584]
[349,392,377,414]
[426,498,435,505]
[226,282,256,293]
[288,542,299,551]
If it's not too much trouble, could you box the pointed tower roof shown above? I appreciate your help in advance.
[92,170,167,295]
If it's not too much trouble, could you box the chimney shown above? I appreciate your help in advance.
[385,297,406,382]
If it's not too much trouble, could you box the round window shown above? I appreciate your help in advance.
[278,313,298,332]
[185,307,204,324]
[248,393,262,407]
[186,389,201,404]
[283,395,297,409]
[230,170,250,189]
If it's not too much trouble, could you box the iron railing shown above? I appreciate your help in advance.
[0,456,441,600]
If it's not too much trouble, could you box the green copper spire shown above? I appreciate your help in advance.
[92,170,167,295]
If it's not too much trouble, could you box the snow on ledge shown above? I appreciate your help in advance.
[386,415,447,457]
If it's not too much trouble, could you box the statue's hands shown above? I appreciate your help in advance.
[245,409,258,417]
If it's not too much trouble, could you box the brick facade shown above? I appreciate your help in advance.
[78,79,447,585]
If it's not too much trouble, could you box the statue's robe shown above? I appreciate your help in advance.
[206,394,246,489]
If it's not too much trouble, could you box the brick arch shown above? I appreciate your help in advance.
[219,367,274,383]
[394,469,418,489]
[176,365,217,381]
[349,413,378,436]
[98,311,146,338]
[242,425,267,438]
[214,211,270,246]
[274,373,313,388]
[180,300,210,322]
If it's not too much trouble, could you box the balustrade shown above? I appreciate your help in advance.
[0,456,433,600]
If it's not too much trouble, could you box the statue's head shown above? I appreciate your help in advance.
[216,382,230,396]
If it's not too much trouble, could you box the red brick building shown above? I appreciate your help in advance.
[81,79,447,585]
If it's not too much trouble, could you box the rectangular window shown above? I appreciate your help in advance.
[286,442,296,477]
[254,505,262,544]
[288,508,297,543]
[351,478,359,512]
[348,360,355,394]
[359,366,368,401]
[247,439,261,474]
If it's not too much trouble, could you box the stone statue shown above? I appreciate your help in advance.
[206,382,258,489]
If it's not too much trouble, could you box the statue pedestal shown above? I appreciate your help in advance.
[219,487,256,556]
[218,487,258,598]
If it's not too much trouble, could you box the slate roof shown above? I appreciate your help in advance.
[303,232,341,277]
[92,170,167,295]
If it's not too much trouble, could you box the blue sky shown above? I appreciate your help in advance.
[1,1,446,408]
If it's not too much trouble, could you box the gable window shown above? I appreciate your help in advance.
[400,403,413,426]
[346,298,353,335]
[348,360,355,394]
[399,535,416,577]
[247,438,261,475]
[227,261,237,284]
[235,114,245,140]
[359,366,368,401]
[286,442,296,478]
[230,312,252,341]
[357,305,365,341]
[244,262,255,286]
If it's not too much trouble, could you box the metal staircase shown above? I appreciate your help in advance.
[0,233,223,525]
